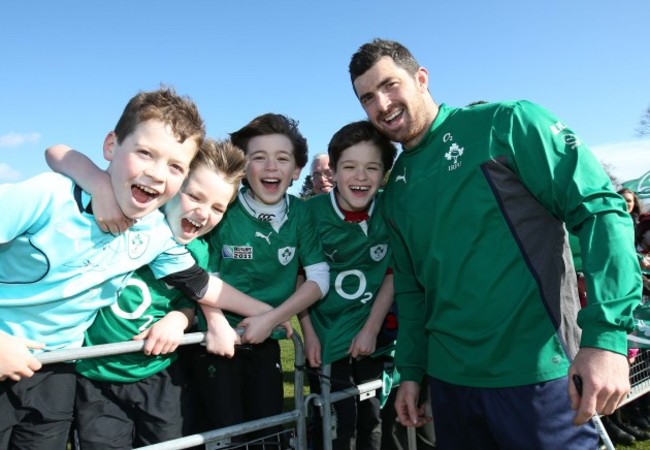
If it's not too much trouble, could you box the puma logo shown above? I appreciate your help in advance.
[255,231,272,245]
[395,167,407,184]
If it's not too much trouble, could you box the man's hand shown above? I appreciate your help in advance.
[569,347,630,425]
[0,334,44,381]
[394,380,431,427]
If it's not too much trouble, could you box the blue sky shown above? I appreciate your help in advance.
[1,1,649,194]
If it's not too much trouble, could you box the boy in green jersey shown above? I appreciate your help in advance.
[349,39,642,449]
[298,120,396,450]
[193,113,330,439]
[70,139,248,448]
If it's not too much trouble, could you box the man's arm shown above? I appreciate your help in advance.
[505,102,642,422]
[45,144,133,233]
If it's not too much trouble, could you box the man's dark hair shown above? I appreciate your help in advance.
[349,38,420,84]
[328,120,397,172]
[230,113,308,169]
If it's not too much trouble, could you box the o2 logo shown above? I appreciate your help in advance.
[111,277,155,331]
[335,270,373,304]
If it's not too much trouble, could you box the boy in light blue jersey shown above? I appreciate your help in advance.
[0,89,269,449]
[0,87,204,449]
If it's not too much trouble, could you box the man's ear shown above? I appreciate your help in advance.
[416,67,429,93]
[103,131,117,161]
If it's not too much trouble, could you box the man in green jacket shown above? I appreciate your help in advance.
[349,38,641,449]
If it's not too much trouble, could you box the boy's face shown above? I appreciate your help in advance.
[353,56,431,148]
[333,140,384,212]
[245,133,301,205]
[164,165,235,245]
[104,119,197,219]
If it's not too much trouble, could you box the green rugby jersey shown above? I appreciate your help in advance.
[383,101,641,387]
[199,189,326,329]
[75,239,207,382]
[306,191,391,365]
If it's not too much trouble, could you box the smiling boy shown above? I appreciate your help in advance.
[0,87,205,449]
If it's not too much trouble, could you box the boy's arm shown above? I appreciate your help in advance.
[198,275,274,316]
[298,309,322,368]
[238,267,326,344]
[45,144,133,233]
[199,305,240,357]
[0,333,43,381]
[349,273,394,358]
[132,307,194,356]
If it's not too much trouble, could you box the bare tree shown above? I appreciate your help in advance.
[637,105,650,137]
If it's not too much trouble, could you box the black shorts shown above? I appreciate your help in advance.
[75,362,185,449]
[0,362,76,450]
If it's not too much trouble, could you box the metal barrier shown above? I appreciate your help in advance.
[305,363,386,450]
[36,336,650,449]
[622,348,650,406]
[37,331,308,450]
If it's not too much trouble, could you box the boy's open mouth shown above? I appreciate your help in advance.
[132,184,159,203]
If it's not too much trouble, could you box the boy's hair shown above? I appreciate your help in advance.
[349,38,420,84]
[328,121,397,172]
[113,86,205,148]
[229,113,308,169]
[190,138,247,203]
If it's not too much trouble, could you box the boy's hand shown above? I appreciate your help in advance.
[238,312,276,344]
[205,318,239,358]
[91,171,134,234]
[279,320,294,339]
[303,333,322,368]
[0,334,44,381]
[349,327,377,358]
[133,312,187,355]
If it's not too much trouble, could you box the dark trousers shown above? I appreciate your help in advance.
[74,362,185,449]
[429,375,599,450]
[0,363,76,450]
[193,339,284,446]
[309,356,384,450]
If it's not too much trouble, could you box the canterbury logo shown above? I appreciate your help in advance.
[395,167,407,184]
[255,231,272,245]
[257,213,275,222]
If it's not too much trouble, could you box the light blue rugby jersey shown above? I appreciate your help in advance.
[0,172,195,352]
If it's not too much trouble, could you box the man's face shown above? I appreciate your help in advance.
[311,156,334,195]
[245,133,301,205]
[164,165,235,245]
[104,119,197,219]
[353,56,433,149]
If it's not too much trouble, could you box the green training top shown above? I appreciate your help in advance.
[382,101,641,387]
